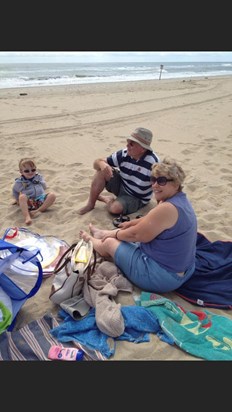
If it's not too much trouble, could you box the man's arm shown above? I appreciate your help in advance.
[93,158,107,171]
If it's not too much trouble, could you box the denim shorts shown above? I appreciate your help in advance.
[114,241,195,293]
[105,169,145,215]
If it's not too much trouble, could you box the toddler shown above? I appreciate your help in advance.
[12,158,56,225]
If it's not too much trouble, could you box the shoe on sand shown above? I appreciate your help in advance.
[113,214,130,228]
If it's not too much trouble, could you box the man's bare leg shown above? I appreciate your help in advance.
[98,194,115,204]
[78,170,108,215]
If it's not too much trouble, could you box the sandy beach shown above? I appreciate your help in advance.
[1,75,232,360]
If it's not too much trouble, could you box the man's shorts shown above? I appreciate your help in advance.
[27,194,47,211]
[105,168,145,215]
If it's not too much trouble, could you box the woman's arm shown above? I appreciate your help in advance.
[103,202,178,243]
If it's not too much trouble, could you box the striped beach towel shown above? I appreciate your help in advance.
[0,313,106,361]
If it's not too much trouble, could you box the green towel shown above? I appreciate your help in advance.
[0,301,12,334]
[140,292,232,361]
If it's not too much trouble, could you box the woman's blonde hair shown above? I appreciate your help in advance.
[19,158,36,171]
[151,157,186,191]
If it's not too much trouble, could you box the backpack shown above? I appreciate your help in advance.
[0,238,43,333]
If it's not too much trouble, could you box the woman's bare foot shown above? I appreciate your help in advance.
[77,204,95,215]
[89,223,113,239]
[79,230,92,242]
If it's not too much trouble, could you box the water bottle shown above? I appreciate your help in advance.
[48,345,84,361]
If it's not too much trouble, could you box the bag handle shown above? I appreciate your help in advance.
[53,241,98,279]
[53,243,77,274]
[0,244,43,301]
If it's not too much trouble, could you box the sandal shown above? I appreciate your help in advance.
[113,214,130,228]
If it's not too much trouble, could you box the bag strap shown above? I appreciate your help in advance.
[85,249,97,280]
[53,243,77,274]
[0,245,43,301]
[54,241,98,279]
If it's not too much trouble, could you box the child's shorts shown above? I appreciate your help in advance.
[27,194,47,211]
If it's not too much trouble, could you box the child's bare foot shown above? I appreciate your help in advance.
[25,216,32,225]
[30,210,41,218]
[11,199,17,205]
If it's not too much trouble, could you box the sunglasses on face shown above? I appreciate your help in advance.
[23,168,36,173]
[127,139,136,147]
[150,176,173,186]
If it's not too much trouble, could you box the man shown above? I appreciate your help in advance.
[78,127,160,216]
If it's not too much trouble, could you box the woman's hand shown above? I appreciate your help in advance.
[118,218,141,229]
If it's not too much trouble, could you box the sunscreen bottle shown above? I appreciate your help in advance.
[48,345,84,361]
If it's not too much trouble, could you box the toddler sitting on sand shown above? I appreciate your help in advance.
[12,158,56,225]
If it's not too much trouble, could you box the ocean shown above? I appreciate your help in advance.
[0,61,232,89]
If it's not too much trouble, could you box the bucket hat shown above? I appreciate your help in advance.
[128,127,153,150]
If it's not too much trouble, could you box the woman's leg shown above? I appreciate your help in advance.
[80,223,120,259]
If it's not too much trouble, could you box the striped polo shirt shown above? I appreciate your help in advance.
[107,148,160,204]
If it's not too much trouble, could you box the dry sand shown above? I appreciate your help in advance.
[1,75,232,360]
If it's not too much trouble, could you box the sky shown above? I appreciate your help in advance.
[0,51,232,64]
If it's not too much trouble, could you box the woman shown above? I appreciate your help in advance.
[80,157,197,293]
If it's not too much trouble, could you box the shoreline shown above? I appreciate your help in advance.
[1,75,232,244]
[1,74,232,94]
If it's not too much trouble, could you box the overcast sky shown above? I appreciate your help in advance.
[1,51,232,63]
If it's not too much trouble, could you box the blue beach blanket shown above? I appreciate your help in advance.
[176,232,232,308]
[49,306,173,358]
[0,314,105,361]
[140,292,232,360]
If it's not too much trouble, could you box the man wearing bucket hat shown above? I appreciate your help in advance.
[78,127,160,216]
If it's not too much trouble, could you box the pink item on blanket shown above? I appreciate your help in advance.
[48,345,84,361]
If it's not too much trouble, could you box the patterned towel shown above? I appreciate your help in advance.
[0,313,105,361]
[140,292,232,360]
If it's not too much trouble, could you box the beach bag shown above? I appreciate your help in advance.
[0,238,43,333]
[49,239,96,305]
[2,227,70,278]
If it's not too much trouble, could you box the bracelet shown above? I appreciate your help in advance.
[115,229,120,240]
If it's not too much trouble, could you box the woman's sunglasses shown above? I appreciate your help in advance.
[23,168,36,173]
[150,176,173,186]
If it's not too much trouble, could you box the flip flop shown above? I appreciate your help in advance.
[113,214,130,228]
